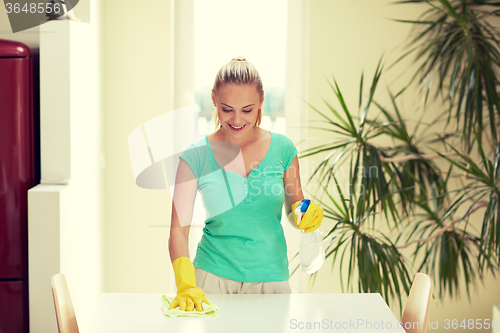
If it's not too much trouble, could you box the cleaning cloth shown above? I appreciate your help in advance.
[161,295,219,317]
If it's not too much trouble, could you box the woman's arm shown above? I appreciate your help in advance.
[168,158,198,263]
[168,159,210,312]
[283,155,304,227]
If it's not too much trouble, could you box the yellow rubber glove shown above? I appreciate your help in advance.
[169,257,211,312]
[291,200,324,233]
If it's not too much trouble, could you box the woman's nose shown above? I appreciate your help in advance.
[233,111,241,123]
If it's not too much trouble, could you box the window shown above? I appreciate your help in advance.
[194,0,288,135]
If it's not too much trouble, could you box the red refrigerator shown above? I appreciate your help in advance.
[0,39,38,333]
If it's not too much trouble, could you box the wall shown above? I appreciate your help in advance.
[27,1,104,332]
[5,0,172,328]
[63,0,105,325]
[102,0,173,293]
[304,0,500,330]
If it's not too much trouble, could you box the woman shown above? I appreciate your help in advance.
[168,57,324,312]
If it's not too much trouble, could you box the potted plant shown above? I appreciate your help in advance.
[293,0,500,308]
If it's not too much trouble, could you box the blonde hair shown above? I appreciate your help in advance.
[211,57,264,131]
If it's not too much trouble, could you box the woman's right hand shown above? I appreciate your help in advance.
[169,286,211,312]
[169,256,211,312]
[168,159,208,311]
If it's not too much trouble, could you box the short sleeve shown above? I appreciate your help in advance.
[178,144,200,180]
[283,135,298,171]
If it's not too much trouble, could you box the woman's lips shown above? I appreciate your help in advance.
[229,124,246,132]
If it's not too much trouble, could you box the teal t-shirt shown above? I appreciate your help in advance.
[178,131,298,282]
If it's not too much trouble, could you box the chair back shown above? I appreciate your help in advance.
[401,272,433,333]
[51,274,79,333]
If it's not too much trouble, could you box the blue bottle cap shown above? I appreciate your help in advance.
[299,199,311,213]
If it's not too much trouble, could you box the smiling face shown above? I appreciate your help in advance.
[212,83,264,140]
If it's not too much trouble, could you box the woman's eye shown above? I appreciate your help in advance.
[222,109,251,113]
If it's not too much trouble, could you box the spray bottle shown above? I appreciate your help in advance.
[295,199,325,274]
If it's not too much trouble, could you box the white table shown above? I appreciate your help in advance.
[86,293,403,333]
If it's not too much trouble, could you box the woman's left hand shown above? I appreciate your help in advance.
[291,200,324,233]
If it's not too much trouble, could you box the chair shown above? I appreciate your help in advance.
[401,272,433,333]
[51,274,79,333]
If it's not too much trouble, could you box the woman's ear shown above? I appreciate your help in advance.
[211,90,217,106]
